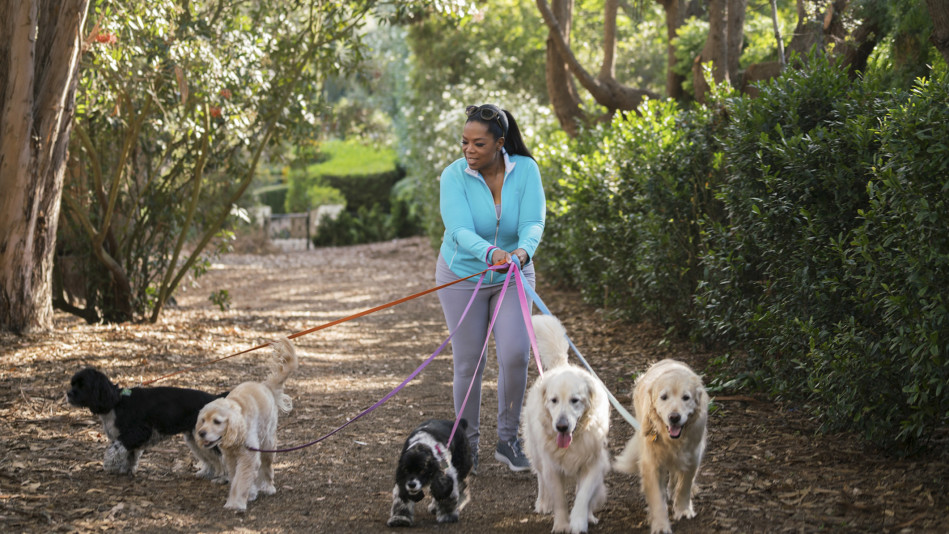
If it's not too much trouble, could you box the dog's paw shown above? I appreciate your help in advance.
[436,511,459,523]
[649,518,673,534]
[387,514,413,527]
[552,516,571,533]
[223,500,247,513]
[534,497,553,515]
[672,503,695,520]
[568,516,589,533]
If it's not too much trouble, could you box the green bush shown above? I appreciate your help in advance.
[697,55,948,451]
[542,95,726,328]
[818,66,949,450]
[696,53,883,389]
[312,197,419,247]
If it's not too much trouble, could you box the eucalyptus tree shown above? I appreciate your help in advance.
[0,0,90,333]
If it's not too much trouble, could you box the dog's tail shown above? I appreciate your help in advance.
[263,337,298,413]
[613,435,641,475]
[531,314,570,370]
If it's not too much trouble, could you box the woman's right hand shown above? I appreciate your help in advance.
[491,248,512,266]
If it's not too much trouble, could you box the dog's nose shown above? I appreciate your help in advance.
[407,480,421,491]
[555,415,570,433]
[669,413,681,424]
[198,430,206,438]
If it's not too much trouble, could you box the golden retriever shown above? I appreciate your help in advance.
[614,359,708,534]
[194,337,298,511]
[521,314,611,534]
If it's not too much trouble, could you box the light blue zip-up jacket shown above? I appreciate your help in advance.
[439,150,545,283]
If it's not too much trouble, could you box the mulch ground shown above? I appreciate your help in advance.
[1,236,947,533]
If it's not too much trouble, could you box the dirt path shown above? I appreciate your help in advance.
[1,237,947,533]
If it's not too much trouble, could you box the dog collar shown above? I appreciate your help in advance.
[120,388,132,397]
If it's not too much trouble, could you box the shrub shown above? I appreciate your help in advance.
[542,95,726,328]
[818,66,949,450]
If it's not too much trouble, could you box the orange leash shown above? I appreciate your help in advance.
[138,267,492,386]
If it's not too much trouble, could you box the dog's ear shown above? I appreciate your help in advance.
[430,471,454,501]
[575,374,598,430]
[694,380,708,408]
[87,370,121,413]
[221,403,247,448]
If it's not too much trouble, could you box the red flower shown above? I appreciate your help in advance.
[209,106,222,118]
[219,89,232,100]
[95,32,117,45]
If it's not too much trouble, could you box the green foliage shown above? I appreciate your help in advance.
[255,184,289,215]
[541,95,727,328]
[312,199,419,247]
[860,0,935,89]
[548,43,946,451]
[820,65,949,450]
[284,138,398,213]
[697,52,883,391]
[59,0,408,323]
[672,16,708,98]
[696,54,947,451]
[209,289,231,311]
[307,139,399,176]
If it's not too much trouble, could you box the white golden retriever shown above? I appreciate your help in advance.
[194,337,298,511]
[614,359,708,534]
[522,314,611,534]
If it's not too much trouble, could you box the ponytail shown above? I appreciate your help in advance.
[500,110,534,161]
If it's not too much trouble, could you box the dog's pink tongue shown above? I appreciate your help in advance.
[557,432,572,449]
[668,425,682,439]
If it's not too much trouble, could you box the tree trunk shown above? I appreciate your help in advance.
[726,0,747,85]
[929,0,949,64]
[657,0,686,100]
[537,0,660,135]
[0,0,90,334]
[543,0,584,137]
[693,0,728,102]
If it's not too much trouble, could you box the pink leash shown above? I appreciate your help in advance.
[446,259,544,446]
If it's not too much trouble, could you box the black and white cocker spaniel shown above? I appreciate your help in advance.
[67,367,226,479]
[387,418,473,527]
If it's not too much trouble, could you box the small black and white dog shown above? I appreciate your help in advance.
[67,367,226,479]
[388,419,473,527]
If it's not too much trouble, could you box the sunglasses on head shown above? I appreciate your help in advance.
[466,105,504,131]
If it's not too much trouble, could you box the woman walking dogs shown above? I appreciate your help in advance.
[435,103,546,473]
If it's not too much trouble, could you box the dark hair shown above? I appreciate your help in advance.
[465,104,534,160]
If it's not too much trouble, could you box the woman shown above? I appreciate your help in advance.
[435,103,545,473]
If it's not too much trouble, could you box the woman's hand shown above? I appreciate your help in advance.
[491,248,528,271]
[491,248,511,266]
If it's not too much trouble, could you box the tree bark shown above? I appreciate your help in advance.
[543,0,584,137]
[0,0,90,333]
[927,0,949,64]
[537,0,660,135]
[656,0,686,100]
[726,0,748,85]
[693,0,728,102]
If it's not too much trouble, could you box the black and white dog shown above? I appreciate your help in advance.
[67,367,226,479]
[388,419,473,527]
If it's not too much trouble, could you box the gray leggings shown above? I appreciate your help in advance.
[435,254,535,451]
